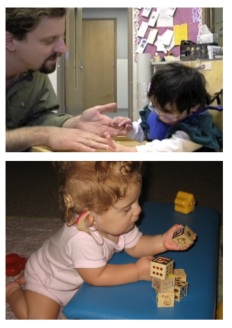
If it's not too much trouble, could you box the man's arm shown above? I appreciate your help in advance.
[6,126,110,152]
[6,127,51,152]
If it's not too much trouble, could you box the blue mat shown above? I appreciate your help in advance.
[63,202,220,319]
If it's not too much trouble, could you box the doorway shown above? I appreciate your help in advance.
[82,19,116,109]
[60,8,132,118]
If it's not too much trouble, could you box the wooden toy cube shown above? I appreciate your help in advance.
[172,225,194,248]
[174,191,196,214]
[174,281,189,301]
[150,256,173,280]
[174,269,187,282]
[155,291,175,307]
[152,275,175,293]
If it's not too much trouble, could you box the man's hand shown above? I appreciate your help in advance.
[6,127,111,152]
[105,134,137,152]
[62,103,128,137]
[46,128,113,152]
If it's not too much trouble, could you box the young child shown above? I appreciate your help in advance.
[110,62,223,152]
[6,161,196,319]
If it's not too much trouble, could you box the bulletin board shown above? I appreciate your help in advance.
[134,7,203,60]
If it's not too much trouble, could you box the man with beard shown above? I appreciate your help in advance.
[6,8,125,152]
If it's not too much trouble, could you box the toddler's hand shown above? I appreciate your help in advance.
[162,224,197,251]
[112,117,133,132]
[135,255,154,281]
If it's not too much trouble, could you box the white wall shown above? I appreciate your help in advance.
[48,71,57,94]
[117,59,128,108]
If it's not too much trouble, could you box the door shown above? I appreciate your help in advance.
[61,8,132,116]
[65,8,83,115]
[82,19,116,109]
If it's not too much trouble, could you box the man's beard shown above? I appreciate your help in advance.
[39,53,60,74]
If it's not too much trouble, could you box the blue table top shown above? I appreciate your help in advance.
[63,202,220,319]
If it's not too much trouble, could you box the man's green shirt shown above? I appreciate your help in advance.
[6,71,72,130]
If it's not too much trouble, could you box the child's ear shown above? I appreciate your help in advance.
[85,213,95,228]
[6,32,16,51]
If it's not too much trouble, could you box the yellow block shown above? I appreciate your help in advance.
[216,300,223,319]
[174,191,196,214]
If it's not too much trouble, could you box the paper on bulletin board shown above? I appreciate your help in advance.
[136,38,148,54]
[173,23,188,45]
[141,8,152,18]
[147,29,158,44]
[148,11,159,27]
[161,29,174,46]
[155,36,166,53]
[156,8,174,27]
[138,21,148,38]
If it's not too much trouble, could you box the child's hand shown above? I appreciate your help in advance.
[135,255,154,281]
[162,224,197,251]
[112,117,133,132]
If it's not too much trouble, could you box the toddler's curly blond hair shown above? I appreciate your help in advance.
[54,161,145,226]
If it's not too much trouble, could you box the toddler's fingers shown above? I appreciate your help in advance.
[118,119,131,127]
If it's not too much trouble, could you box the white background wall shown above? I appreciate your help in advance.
[48,71,57,94]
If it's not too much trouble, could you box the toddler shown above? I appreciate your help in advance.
[110,62,222,152]
[6,161,196,319]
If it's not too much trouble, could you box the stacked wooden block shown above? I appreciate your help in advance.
[151,256,189,307]
[151,225,195,307]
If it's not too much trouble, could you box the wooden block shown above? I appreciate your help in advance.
[174,191,196,214]
[172,225,194,248]
[173,269,187,282]
[155,291,175,307]
[174,281,189,301]
[150,256,174,280]
[152,275,175,293]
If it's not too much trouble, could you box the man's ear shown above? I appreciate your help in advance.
[6,32,16,51]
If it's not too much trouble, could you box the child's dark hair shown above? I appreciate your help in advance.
[53,161,145,226]
[147,62,211,113]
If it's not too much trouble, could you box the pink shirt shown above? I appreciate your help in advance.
[25,223,142,305]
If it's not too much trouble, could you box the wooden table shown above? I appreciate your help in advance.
[30,137,146,152]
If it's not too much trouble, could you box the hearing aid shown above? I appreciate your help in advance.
[76,211,93,235]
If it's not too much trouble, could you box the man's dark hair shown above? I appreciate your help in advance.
[147,62,211,113]
[6,8,67,40]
